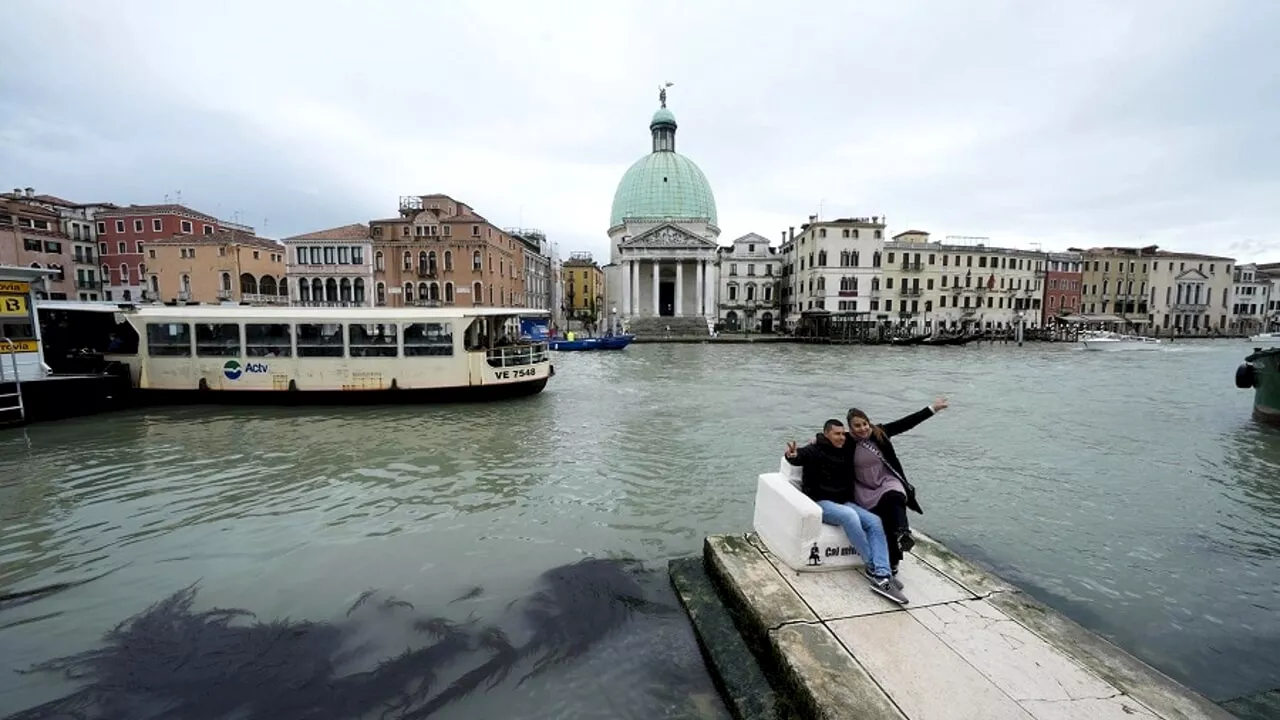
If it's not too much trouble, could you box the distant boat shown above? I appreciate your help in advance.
[548,334,634,352]
[890,335,930,346]
[1079,331,1162,351]
[1236,346,1280,425]
[1247,331,1280,345]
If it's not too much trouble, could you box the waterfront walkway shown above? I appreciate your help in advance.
[676,532,1237,720]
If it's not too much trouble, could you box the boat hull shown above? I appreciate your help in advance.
[1245,348,1280,425]
[1080,339,1162,351]
[132,376,549,406]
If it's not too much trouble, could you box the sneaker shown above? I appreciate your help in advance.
[864,570,909,605]
[898,530,916,553]
[890,570,904,591]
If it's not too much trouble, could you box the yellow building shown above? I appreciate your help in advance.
[563,252,605,320]
[144,231,288,304]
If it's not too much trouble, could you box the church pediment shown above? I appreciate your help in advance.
[620,224,718,249]
[1175,268,1209,281]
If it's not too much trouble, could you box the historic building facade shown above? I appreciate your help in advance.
[283,223,374,306]
[605,92,719,332]
[715,233,780,332]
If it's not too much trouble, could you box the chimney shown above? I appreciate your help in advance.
[24,187,34,198]
[788,226,795,241]
[780,231,786,245]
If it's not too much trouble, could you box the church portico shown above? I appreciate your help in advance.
[618,224,718,318]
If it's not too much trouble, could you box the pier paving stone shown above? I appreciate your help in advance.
[829,611,1035,720]
[768,622,906,720]
[700,534,1238,720]
[775,553,976,619]
[705,534,817,629]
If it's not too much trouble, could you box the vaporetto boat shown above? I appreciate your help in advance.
[101,305,553,402]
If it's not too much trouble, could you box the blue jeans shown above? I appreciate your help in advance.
[816,500,892,578]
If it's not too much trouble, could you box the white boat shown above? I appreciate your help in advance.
[94,304,553,402]
[1247,332,1280,346]
[1079,331,1163,351]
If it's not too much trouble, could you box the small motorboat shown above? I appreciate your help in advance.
[1079,331,1162,351]
[548,333,634,352]
[1247,331,1280,346]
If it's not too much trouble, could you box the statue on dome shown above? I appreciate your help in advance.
[658,81,673,108]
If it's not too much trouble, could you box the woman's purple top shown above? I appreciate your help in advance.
[852,439,906,509]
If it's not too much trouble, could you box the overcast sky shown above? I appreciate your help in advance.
[2,0,1277,263]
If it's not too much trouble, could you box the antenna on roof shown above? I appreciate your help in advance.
[175,190,182,204]
[164,193,170,203]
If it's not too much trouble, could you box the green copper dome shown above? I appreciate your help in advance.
[609,107,717,228]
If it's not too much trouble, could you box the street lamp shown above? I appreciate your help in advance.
[611,306,618,336]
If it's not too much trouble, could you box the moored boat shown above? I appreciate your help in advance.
[1247,331,1280,344]
[548,333,634,351]
[98,305,553,403]
[1235,347,1280,425]
[1079,331,1162,351]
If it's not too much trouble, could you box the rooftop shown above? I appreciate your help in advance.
[283,223,371,242]
[150,231,283,251]
[107,305,548,321]
[97,204,219,222]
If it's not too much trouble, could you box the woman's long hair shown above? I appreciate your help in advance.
[846,407,887,442]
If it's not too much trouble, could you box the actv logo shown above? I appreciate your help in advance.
[223,360,269,380]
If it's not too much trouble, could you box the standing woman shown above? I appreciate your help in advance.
[845,397,948,578]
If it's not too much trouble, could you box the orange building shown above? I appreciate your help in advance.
[368,194,526,308]
[0,199,76,299]
[143,231,288,304]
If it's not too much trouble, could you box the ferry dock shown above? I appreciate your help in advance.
[671,531,1241,720]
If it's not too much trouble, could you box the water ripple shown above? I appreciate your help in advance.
[1,341,1278,711]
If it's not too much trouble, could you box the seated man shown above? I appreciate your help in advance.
[785,420,908,605]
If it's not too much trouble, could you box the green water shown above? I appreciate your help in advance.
[1,340,1277,717]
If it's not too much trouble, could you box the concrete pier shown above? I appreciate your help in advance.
[673,532,1239,720]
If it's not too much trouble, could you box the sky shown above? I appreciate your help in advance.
[2,0,1278,263]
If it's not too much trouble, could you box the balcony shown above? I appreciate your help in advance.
[900,261,924,272]
[898,287,923,297]
[177,291,192,302]
[217,289,233,300]
[837,290,859,297]
[242,293,288,305]
[74,252,96,264]
[1172,303,1209,313]
[417,265,438,278]
[76,279,102,290]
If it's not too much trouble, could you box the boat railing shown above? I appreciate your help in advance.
[485,342,550,368]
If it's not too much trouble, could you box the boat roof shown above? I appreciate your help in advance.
[35,300,549,320]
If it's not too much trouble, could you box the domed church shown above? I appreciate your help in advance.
[606,88,721,326]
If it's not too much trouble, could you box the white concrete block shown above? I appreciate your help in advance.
[752,471,862,572]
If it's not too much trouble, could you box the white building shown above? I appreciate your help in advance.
[1262,264,1280,331]
[1146,251,1235,336]
[892,235,1044,332]
[604,92,719,335]
[782,215,887,329]
[1230,262,1271,335]
[282,223,374,306]
[716,233,781,333]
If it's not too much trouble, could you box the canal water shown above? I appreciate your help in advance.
[1,341,1277,718]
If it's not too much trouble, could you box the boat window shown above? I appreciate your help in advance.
[195,323,241,357]
[403,322,453,357]
[348,323,398,357]
[296,323,344,357]
[245,323,292,357]
[146,322,191,357]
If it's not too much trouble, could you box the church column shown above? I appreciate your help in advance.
[621,258,631,316]
[652,260,661,315]
[702,259,713,318]
[630,260,640,317]
[695,261,704,316]
[675,261,684,316]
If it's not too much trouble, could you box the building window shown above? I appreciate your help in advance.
[473,251,482,271]
[375,251,384,271]
[376,282,386,305]
[181,220,193,234]
[445,282,455,303]
[444,250,453,271]
[473,281,483,305]
[152,218,162,232]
